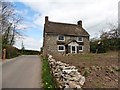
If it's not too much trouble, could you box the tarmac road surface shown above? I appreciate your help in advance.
[2,55,42,88]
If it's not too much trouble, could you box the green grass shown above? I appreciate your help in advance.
[76,52,113,60]
[42,57,56,89]
[80,54,93,60]
[72,53,94,61]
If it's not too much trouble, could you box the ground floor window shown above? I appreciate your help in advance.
[57,45,65,52]
[78,45,83,51]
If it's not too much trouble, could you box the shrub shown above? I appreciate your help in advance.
[97,45,106,53]
[90,40,97,53]
[4,45,19,59]
[19,50,39,55]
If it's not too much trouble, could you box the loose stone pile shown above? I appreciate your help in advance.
[48,55,85,88]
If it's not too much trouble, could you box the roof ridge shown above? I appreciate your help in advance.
[48,21,77,26]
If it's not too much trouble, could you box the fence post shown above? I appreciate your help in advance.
[2,48,6,61]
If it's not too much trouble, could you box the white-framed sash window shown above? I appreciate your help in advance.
[78,45,83,51]
[57,45,65,52]
[57,35,65,41]
[77,37,83,42]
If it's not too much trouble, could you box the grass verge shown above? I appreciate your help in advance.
[41,57,56,89]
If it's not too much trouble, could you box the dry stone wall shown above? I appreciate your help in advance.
[48,54,85,88]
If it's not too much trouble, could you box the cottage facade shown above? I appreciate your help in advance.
[43,16,90,56]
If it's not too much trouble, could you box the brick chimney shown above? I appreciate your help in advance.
[77,20,82,27]
[45,16,48,25]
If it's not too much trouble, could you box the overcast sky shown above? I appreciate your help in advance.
[5,0,119,51]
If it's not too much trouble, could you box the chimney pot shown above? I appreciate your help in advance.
[77,20,82,27]
[45,16,48,24]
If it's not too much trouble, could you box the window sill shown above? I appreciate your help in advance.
[57,40,65,41]
[77,41,83,42]
[79,50,83,52]
[58,50,65,52]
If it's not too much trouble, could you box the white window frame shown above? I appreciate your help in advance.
[57,35,65,41]
[57,45,65,52]
[78,45,83,52]
[77,37,83,42]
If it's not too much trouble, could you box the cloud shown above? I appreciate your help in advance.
[14,36,42,51]
[12,0,119,50]
[20,0,118,33]
[16,23,30,30]
[14,9,28,17]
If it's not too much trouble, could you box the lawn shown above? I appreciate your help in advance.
[52,51,119,88]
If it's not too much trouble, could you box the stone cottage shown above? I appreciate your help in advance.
[43,16,90,56]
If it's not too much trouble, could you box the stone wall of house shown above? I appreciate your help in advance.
[44,34,90,55]
[45,34,58,55]
[48,54,86,88]
[83,36,90,53]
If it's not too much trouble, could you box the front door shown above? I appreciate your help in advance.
[71,46,76,53]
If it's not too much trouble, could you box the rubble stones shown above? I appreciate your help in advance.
[68,81,81,88]
[79,76,85,86]
[48,54,85,88]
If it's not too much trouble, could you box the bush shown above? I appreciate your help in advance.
[90,38,120,53]
[90,41,106,53]
[19,49,40,55]
[4,45,20,59]
[2,44,40,59]
[102,38,120,51]
[97,45,106,53]
[90,42,97,53]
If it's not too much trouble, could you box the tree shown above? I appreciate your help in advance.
[21,41,25,54]
[90,39,106,53]
[90,22,120,53]
[100,23,118,39]
[1,2,23,46]
[21,41,25,50]
[99,23,120,51]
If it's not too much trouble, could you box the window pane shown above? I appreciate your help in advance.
[59,46,64,50]
[78,37,82,41]
[79,46,82,50]
[58,35,64,40]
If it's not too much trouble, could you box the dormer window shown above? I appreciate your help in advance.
[57,35,65,41]
[77,37,83,42]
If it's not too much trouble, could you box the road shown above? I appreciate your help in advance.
[2,55,42,88]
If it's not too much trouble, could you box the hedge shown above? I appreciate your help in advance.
[4,45,20,59]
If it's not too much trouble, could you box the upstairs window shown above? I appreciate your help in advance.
[58,35,65,41]
[77,37,83,42]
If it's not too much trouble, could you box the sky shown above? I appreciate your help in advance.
[4,0,119,51]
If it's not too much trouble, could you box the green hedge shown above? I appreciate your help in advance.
[90,41,106,53]
[2,44,40,59]
[90,38,120,53]
[4,45,20,59]
[19,49,39,55]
